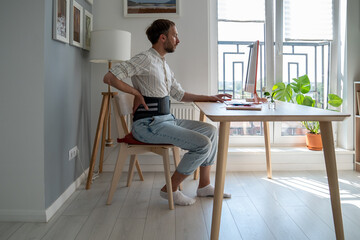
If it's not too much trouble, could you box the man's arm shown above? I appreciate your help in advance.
[103,72,148,112]
[181,92,232,103]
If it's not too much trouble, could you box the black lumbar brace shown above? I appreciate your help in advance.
[133,96,171,121]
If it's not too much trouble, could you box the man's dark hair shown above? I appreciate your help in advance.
[146,19,175,44]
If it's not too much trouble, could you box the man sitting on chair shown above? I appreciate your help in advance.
[103,19,231,206]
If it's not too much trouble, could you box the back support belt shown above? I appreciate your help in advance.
[133,96,170,122]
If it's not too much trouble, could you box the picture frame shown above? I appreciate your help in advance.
[124,0,180,17]
[86,0,93,5]
[53,0,70,43]
[70,0,83,48]
[83,10,93,51]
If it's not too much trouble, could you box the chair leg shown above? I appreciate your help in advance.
[172,147,183,191]
[162,148,174,210]
[135,158,144,181]
[107,144,128,205]
[127,155,137,187]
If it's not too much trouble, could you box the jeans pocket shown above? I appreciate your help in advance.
[148,114,174,133]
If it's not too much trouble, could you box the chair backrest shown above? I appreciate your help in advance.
[113,93,134,138]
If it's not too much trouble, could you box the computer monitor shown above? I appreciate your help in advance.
[244,40,264,103]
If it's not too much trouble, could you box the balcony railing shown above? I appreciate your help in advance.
[218,41,331,136]
[218,41,331,108]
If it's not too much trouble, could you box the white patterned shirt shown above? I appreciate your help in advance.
[110,48,185,101]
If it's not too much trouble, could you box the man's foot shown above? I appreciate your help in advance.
[197,184,231,198]
[160,190,196,206]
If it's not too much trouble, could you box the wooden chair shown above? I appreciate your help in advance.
[106,93,182,210]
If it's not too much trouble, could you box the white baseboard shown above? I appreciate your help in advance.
[102,147,355,172]
[45,169,89,222]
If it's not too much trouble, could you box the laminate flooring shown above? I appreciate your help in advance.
[1,170,360,240]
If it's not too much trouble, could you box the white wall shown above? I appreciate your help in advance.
[346,0,360,149]
[338,0,360,150]
[91,0,213,152]
[92,0,211,94]
[347,1,360,83]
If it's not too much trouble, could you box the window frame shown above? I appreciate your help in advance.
[214,0,340,147]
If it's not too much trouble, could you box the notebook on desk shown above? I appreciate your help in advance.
[224,100,262,110]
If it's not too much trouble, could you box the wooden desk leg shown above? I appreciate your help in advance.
[194,111,207,180]
[263,121,272,179]
[319,121,345,240]
[211,122,230,240]
[86,95,109,189]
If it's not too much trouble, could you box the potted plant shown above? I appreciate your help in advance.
[264,91,276,109]
[266,74,343,150]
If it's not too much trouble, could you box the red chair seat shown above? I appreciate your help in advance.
[117,133,172,145]
[117,133,151,145]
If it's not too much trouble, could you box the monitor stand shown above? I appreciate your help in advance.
[245,92,267,104]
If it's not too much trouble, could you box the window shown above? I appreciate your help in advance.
[218,0,267,142]
[284,0,333,41]
[217,0,337,146]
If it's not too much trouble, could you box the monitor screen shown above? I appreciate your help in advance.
[244,40,259,95]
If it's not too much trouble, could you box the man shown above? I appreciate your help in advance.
[103,19,231,206]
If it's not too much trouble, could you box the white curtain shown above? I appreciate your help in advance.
[284,0,333,41]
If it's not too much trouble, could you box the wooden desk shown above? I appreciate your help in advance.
[194,101,350,240]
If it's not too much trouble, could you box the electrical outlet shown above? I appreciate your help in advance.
[69,146,78,161]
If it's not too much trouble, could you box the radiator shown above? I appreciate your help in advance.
[125,102,196,129]
[170,102,196,120]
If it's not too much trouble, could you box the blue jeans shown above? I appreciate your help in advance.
[132,114,218,175]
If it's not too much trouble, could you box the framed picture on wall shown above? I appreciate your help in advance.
[124,0,180,17]
[83,10,93,51]
[53,0,70,43]
[70,0,83,48]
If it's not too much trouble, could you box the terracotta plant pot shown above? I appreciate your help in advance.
[306,132,323,151]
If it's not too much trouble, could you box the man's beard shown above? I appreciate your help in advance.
[164,40,175,53]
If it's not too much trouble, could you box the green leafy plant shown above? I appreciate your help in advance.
[269,74,343,134]
[264,91,276,103]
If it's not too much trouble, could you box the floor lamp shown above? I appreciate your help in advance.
[86,29,131,189]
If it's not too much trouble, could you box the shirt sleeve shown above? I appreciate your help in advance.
[169,71,185,101]
[109,53,150,80]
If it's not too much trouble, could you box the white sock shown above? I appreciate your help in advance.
[160,190,196,206]
[197,184,231,198]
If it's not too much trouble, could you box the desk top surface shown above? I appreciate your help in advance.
[194,101,350,122]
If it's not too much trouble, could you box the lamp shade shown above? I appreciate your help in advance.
[90,29,131,63]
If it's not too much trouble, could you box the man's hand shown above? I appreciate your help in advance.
[133,94,149,113]
[102,72,149,113]
[208,94,232,103]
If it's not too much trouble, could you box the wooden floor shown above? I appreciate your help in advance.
[1,170,360,240]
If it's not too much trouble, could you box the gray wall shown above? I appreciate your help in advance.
[0,0,92,220]
[44,0,92,208]
[0,0,46,219]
